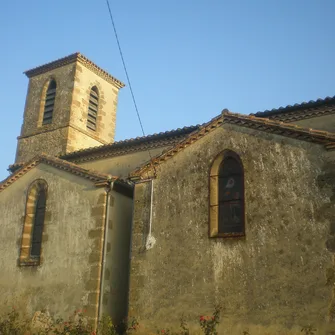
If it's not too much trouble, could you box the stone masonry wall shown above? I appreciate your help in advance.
[129,124,335,334]
[16,63,76,163]
[15,61,122,163]
[69,63,120,145]
[16,127,69,163]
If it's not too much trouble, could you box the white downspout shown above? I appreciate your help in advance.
[145,179,156,250]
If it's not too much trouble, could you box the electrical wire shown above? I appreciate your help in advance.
[105,0,156,177]
[105,0,146,138]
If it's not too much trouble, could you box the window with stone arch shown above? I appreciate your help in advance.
[42,79,57,125]
[19,179,48,266]
[209,150,245,237]
[87,86,99,131]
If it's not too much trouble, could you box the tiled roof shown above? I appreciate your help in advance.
[60,125,201,163]
[130,110,335,178]
[251,96,335,122]
[24,52,125,88]
[1,154,116,193]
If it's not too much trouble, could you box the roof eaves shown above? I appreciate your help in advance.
[1,154,115,193]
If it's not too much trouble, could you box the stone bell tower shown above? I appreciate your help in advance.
[15,53,124,164]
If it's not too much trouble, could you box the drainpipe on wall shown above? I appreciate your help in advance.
[98,180,113,321]
[145,179,156,250]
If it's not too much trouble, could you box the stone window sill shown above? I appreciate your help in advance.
[210,232,246,239]
[18,258,40,267]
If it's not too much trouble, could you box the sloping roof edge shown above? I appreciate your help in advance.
[0,154,116,193]
[251,95,335,119]
[59,125,200,163]
[129,111,335,178]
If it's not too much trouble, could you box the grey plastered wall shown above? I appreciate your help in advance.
[128,124,335,334]
[100,189,133,324]
[78,146,170,178]
[292,114,335,133]
[0,164,105,322]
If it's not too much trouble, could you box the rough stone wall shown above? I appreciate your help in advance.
[16,127,69,163]
[16,63,76,163]
[20,63,76,136]
[0,164,107,328]
[129,124,335,334]
[293,114,335,133]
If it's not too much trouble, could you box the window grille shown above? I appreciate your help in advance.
[87,86,99,131]
[43,80,57,125]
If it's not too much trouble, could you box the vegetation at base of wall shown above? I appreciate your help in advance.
[0,308,139,335]
[0,305,322,335]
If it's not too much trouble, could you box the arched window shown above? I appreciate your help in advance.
[43,80,57,125]
[209,150,245,237]
[19,180,48,266]
[87,86,99,131]
[30,184,47,257]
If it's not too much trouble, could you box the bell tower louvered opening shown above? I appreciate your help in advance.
[43,80,57,125]
[87,86,99,131]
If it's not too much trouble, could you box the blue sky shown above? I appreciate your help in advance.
[1,0,335,180]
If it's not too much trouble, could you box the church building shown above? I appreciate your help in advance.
[1,53,335,334]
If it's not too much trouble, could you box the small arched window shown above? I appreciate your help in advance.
[43,80,57,125]
[209,150,245,237]
[87,86,99,131]
[19,180,48,266]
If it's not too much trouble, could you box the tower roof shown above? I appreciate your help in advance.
[24,52,125,88]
